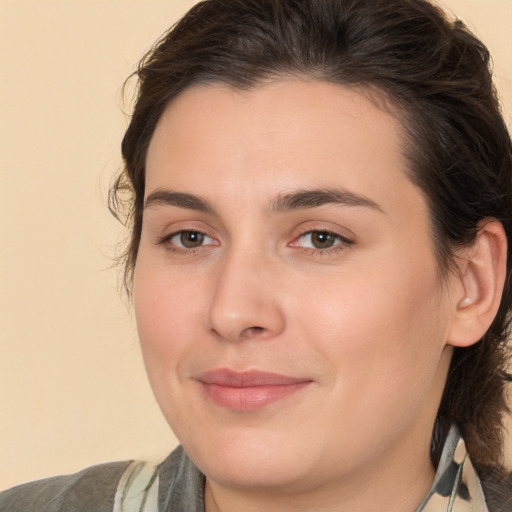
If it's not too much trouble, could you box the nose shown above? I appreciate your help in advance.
[204,249,286,343]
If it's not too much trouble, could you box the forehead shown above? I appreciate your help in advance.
[145,79,422,220]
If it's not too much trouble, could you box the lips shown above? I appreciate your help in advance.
[196,369,312,411]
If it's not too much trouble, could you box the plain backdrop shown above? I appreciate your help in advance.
[1,0,511,490]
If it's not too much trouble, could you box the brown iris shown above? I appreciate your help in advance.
[180,231,205,248]
[310,231,337,249]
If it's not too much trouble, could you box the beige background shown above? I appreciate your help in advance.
[1,0,511,491]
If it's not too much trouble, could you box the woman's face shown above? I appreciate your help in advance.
[134,80,458,493]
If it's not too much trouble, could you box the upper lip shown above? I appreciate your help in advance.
[196,368,312,387]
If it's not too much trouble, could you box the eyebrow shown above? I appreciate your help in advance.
[144,187,383,214]
[144,190,214,213]
[271,188,384,213]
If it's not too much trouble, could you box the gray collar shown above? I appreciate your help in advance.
[416,425,488,511]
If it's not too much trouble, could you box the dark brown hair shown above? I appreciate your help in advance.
[111,0,512,480]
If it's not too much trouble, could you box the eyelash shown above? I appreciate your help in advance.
[157,229,215,253]
[291,229,353,256]
[156,228,353,256]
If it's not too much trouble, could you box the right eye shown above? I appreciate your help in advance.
[162,230,216,250]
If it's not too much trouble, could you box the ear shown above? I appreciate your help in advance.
[447,219,507,348]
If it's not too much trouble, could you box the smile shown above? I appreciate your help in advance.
[196,369,313,411]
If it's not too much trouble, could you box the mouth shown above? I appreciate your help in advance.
[195,369,313,411]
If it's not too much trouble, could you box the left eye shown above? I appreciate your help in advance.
[169,230,214,249]
[296,231,348,250]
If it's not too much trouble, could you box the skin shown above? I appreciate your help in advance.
[134,79,468,512]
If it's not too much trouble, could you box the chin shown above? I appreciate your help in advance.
[201,453,308,491]
[181,425,315,490]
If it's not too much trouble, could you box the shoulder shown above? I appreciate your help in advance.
[0,460,132,512]
[157,446,205,512]
[0,447,204,512]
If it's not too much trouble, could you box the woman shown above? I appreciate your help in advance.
[2,0,511,510]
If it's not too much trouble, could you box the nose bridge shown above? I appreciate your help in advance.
[204,243,285,342]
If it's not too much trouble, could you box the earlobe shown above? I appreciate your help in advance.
[447,219,507,348]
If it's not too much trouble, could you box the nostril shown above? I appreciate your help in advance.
[242,326,266,338]
[208,325,266,342]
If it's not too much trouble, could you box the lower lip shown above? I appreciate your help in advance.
[200,382,311,411]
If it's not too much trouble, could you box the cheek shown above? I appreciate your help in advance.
[293,256,447,408]
[133,259,215,433]
[133,259,207,380]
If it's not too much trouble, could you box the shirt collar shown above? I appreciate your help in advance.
[416,425,488,512]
